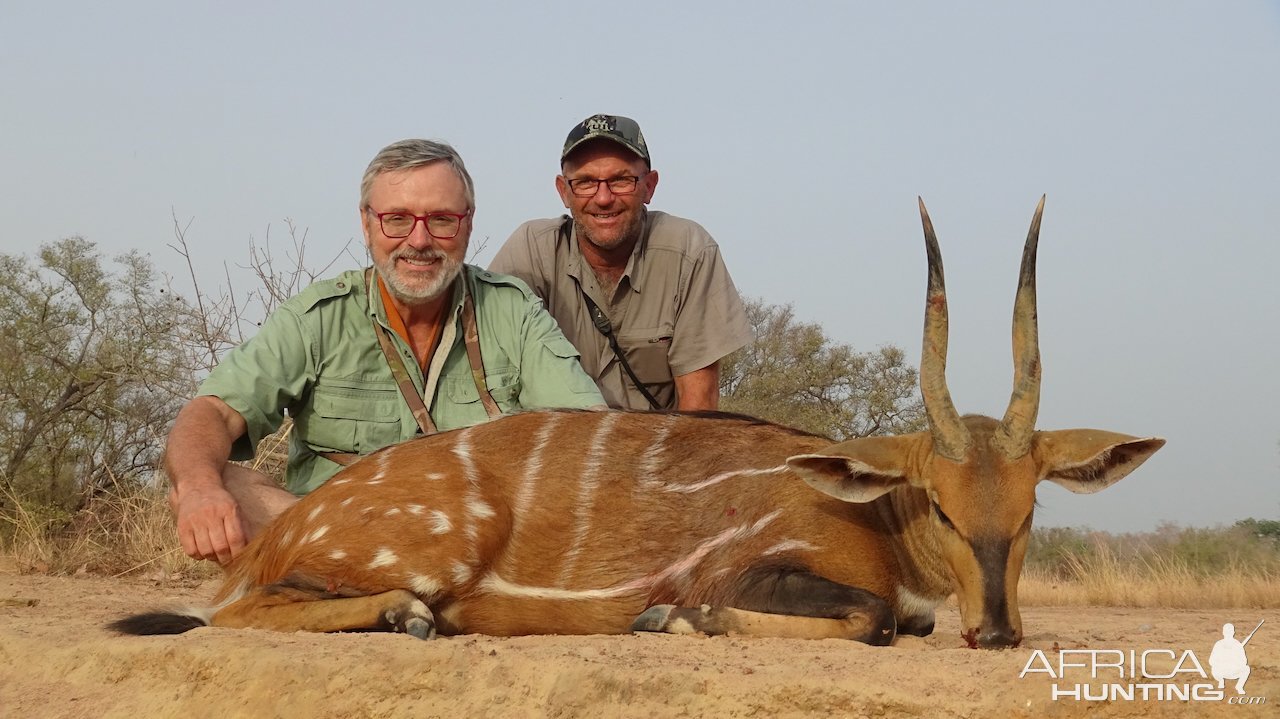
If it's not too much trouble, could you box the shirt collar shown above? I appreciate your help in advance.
[367,266,467,326]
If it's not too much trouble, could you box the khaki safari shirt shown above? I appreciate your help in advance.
[198,264,604,495]
[491,211,750,409]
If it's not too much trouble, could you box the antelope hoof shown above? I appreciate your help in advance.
[385,599,436,640]
[403,616,436,640]
[631,605,676,633]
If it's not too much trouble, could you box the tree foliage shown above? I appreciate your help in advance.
[0,239,198,513]
[719,299,925,439]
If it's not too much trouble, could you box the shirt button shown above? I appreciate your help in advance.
[336,281,346,289]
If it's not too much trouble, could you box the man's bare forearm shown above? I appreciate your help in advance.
[165,396,246,496]
[674,362,721,412]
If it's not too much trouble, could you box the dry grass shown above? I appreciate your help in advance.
[0,421,293,579]
[1,479,209,578]
[1019,547,1280,609]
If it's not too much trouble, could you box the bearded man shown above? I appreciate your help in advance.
[167,139,604,563]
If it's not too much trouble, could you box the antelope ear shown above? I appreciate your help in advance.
[1033,429,1166,494]
[786,434,921,503]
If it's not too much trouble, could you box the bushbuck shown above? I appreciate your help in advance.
[112,197,1164,648]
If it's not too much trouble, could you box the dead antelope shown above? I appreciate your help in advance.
[112,197,1163,648]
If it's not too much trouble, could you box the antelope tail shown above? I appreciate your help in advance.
[108,607,214,635]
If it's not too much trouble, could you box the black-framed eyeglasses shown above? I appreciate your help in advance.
[565,175,642,197]
[367,208,471,239]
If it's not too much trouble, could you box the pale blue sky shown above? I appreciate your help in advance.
[2,2,1277,531]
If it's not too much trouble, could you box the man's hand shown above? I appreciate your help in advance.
[170,482,248,564]
[164,396,251,564]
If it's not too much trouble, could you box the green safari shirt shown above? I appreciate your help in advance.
[198,264,604,494]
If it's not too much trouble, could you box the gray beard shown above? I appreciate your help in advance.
[376,249,462,304]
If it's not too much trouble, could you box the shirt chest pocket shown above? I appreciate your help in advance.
[616,328,674,385]
[304,384,404,453]
[444,370,522,415]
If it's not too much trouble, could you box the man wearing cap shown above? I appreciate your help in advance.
[491,114,750,411]
[166,138,604,564]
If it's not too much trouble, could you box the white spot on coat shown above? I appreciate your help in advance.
[409,574,443,598]
[429,511,452,534]
[465,497,495,521]
[451,562,472,584]
[369,548,398,569]
[329,549,347,560]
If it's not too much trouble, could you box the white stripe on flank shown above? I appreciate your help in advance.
[500,414,563,576]
[557,412,620,585]
[455,428,485,564]
[303,525,330,544]
[428,510,452,534]
[663,465,790,494]
[637,414,677,487]
[513,413,562,533]
[479,512,784,600]
[384,507,402,517]
[636,510,783,587]
[340,497,354,508]
[426,472,447,481]
[329,549,347,560]
[760,538,817,556]
[479,572,643,601]
[407,504,425,515]
[453,428,478,486]
[307,504,325,522]
[373,449,392,477]
[369,547,398,569]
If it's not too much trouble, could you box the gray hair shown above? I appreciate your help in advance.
[359,139,476,210]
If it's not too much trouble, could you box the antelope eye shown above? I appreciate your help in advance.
[931,501,956,530]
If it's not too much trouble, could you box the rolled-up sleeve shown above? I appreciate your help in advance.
[196,307,314,460]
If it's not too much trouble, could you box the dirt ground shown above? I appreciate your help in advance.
[0,570,1274,719]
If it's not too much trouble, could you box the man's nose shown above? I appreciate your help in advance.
[589,182,618,204]
[405,220,437,248]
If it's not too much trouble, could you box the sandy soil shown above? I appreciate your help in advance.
[0,570,1274,718]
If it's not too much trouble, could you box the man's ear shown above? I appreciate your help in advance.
[555,175,572,209]
[786,434,922,503]
[641,169,659,204]
[1033,429,1166,494]
[358,208,374,247]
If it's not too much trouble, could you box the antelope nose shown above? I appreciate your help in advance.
[978,626,1020,648]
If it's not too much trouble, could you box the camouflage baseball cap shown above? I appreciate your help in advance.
[561,114,651,165]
